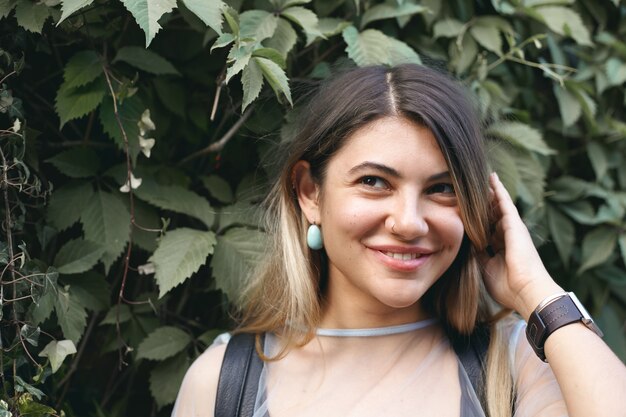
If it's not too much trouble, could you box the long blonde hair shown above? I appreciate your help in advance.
[237,64,514,417]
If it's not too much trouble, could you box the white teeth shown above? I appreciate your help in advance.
[384,251,423,260]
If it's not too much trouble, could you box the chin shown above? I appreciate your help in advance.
[376,290,423,309]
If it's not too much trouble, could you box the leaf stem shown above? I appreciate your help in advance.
[180,106,254,165]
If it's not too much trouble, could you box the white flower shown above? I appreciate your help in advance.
[119,172,142,193]
[138,136,155,158]
[12,119,21,133]
[138,262,156,275]
[137,109,155,136]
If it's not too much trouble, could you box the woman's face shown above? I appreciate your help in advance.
[308,117,465,324]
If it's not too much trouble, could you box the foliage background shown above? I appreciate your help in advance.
[1,0,625,415]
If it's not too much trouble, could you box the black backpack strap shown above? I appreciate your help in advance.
[451,324,490,416]
[215,333,265,417]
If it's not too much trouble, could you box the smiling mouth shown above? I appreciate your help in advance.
[381,251,425,260]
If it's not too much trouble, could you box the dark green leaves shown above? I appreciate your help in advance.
[114,47,180,75]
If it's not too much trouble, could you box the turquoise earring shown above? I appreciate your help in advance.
[307,224,323,250]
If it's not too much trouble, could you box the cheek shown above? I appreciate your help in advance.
[436,210,465,249]
[323,195,382,236]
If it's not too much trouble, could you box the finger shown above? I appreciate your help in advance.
[489,172,518,217]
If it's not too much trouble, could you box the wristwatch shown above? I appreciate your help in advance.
[526,292,603,362]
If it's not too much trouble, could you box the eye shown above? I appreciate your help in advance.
[427,183,455,195]
[359,176,388,189]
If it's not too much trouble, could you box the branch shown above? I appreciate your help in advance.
[179,106,254,165]
[101,59,135,368]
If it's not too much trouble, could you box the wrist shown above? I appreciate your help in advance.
[515,277,564,321]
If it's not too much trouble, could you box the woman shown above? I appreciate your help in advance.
[172,64,626,417]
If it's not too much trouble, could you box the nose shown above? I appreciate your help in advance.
[387,193,429,240]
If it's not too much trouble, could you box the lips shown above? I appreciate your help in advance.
[366,245,434,271]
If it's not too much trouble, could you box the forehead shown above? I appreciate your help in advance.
[327,117,448,174]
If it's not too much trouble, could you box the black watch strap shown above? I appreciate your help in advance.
[526,294,582,362]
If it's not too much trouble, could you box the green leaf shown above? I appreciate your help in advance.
[211,32,236,52]
[222,5,239,37]
[39,340,77,373]
[534,6,592,46]
[17,400,57,416]
[100,304,132,325]
[486,121,555,156]
[487,140,519,201]
[114,46,180,75]
[14,376,45,400]
[62,272,111,312]
[450,33,478,75]
[281,6,323,45]
[201,175,234,204]
[252,47,286,69]
[47,182,94,231]
[513,151,546,207]
[553,84,581,127]
[59,0,94,22]
[149,228,217,297]
[619,234,626,267]
[360,1,428,29]
[225,46,251,83]
[605,58,626,86]
[546,204,575,268]
[240,10,279,42]
[120,0,176,46]
[149,353,190,408]
[137,326,192,360]
[433,18,464,38]
[45,147,101,178]
[54,239,104,275]
[241,55,263,112]
[99,95,143,164]
[0,0,18,18]
[134,180,215,228]
[578,226,618,274]
[470,22,502,55]
[318,17,350,37]
[387,36,422,65]
[211,227,266,301]
[179,0,224,34]
[587,142,609,180]
[255,56,293,106]
[14,1,51,33]
[132,200,160,252]
[217,201,260,231]
[342,26,420,67]
[63,50,103,89]
[81,190,130,273]
[54,287,88,344]
[55,78,106,128]
[197,329,223,347]
[30,284,56,325]
[21,325,40,347]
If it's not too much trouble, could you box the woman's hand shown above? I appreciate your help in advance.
[481,173,563,320]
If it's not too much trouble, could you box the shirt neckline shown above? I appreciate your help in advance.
[315,317,438,337]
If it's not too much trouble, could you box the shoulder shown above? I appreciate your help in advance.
[171,335,229,417]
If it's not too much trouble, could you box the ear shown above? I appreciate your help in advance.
[292,160,321,224]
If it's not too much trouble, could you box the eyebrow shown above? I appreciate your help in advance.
[347,161,451,181]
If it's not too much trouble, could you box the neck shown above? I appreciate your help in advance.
[320,289,428,329]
